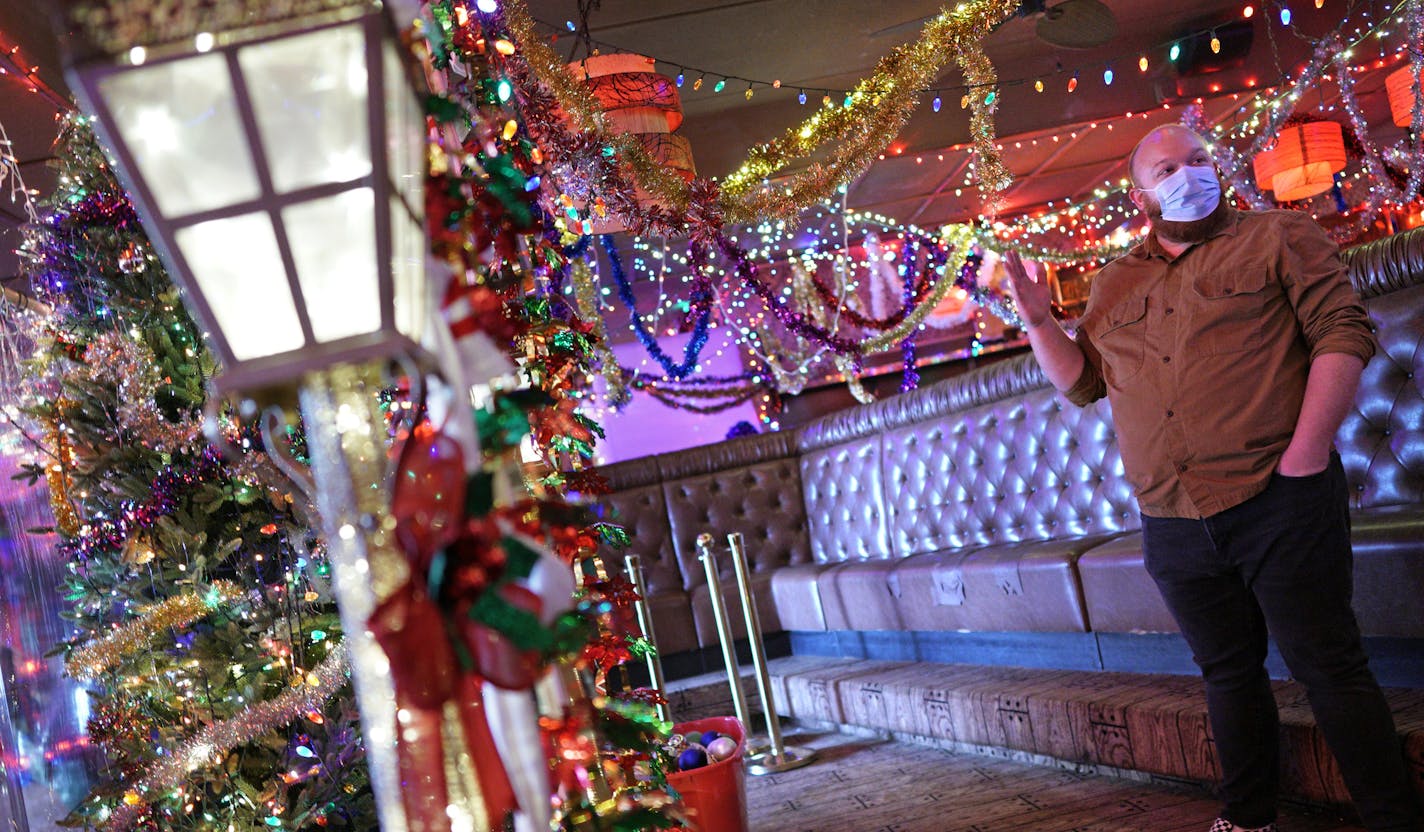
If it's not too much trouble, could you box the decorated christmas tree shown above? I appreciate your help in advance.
[21,115,374,831]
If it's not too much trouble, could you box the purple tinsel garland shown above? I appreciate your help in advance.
[710,232,863,370]
[899,239,921,393]
[62,445,228,560]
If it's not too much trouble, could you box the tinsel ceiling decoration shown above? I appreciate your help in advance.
[503,0,1022,229]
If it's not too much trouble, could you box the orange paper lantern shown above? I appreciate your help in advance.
[566,53,697,233]
[1251,121,1346,201]
[1386,63,1421,128]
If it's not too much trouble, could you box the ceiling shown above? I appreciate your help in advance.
[0,1,1403,287]
[522,0,1398,225]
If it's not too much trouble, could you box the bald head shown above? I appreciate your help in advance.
[1129,125,1212,189]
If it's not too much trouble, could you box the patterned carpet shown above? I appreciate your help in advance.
[742,729,1366,832]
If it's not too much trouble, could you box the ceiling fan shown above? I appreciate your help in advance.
[869,0,1118,50]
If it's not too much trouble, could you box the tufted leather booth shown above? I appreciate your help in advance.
[659,431,810,644]
[595,227,1424,671]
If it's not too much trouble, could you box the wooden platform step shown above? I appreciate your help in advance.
[765,657,1424,809]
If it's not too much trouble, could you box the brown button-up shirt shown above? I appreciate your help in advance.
[1064,208,1376,519]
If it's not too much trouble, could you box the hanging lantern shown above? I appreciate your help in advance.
[567,54,696,232]
[1385,63,1422,128]
[1251,121,1346,201]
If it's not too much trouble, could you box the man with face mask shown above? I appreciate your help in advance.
[1005,125,1422,832]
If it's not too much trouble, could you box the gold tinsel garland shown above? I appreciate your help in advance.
[105,645,349,832]
[569,258,630,405]
[858,225,977,353]
[44,413,81,536]
[504,0,1020,224]
[66,581,248,680]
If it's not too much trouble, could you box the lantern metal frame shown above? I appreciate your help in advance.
[60,1,429,398]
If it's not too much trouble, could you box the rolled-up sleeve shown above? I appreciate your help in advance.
[1063,328,1107,406]
[1277,212,1377,364]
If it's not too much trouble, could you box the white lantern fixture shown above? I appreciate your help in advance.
[60,0,430,396]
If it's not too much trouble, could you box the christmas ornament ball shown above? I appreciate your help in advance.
[677,746,708,771]
[706,736,738,761]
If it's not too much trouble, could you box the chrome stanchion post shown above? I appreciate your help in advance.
[697,533,754,735]
[624,553,672,724]
[727,532,816,775]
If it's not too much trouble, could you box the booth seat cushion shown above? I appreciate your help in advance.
[1338,283,1424,510]
[1347,505,1424,637]
[881,390,1138,560]
[689,571,782,646]
[828,561,905,631]
[663,456,810,593]
[887,536,1114,633]
[1076,533,1179,634]
[771,563,834,631]
[598,483,683,596]
[1078,507,1424,638]
[799,435,892,564]
[643,590,699,655]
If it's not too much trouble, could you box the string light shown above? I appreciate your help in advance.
[1170,42,1182,61]
[1280,4,1292,25]
[1067,71,1079,92]
[1139,54,1149,71]
[674,69,684,86]
[798,88,806,104]
[713,76,726,92]
[932,93,942,112]
[1211,31,1222,53]
[1243,4,1255,17]
[1103,65,1114,85]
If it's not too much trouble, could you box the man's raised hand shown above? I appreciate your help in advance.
[1002,249,1052,329]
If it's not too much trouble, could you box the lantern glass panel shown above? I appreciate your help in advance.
[239,23,373,193]
[283,188,381,342]
[385,43,425,213]
[97,53,262,217]
[173,213,305,360]
[391,196,425,339]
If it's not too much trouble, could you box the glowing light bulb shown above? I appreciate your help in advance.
[932,94,942,112]
[1034,78,1044,93]
[713,78,726,92]
[798,89,807,104]
[1139,55,1149,71]
[1103,66,1114,85]
[1280,5,1291,24]
[1068,73,1079,92]
[1243,4,1254,17]
[1170,42,1181,61]
[1210,33,1221,53]
[675,70,684,86]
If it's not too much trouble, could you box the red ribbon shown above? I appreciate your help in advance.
[368,424,520,830]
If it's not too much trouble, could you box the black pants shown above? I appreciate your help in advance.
[1141,453,1421,831]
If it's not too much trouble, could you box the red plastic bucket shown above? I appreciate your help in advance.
[665,716,749,832]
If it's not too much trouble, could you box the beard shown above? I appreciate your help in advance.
[1144,190,1232,244]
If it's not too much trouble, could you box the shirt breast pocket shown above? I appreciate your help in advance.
[1191,269,1271,356]
[1096,295,1148,386]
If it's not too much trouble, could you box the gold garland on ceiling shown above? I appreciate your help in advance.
[858,224,977,353]
[503,0,1020,225]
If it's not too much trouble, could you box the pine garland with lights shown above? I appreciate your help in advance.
[20,116,373,831]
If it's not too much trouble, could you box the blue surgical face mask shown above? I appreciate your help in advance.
[1145,164,1221,222]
